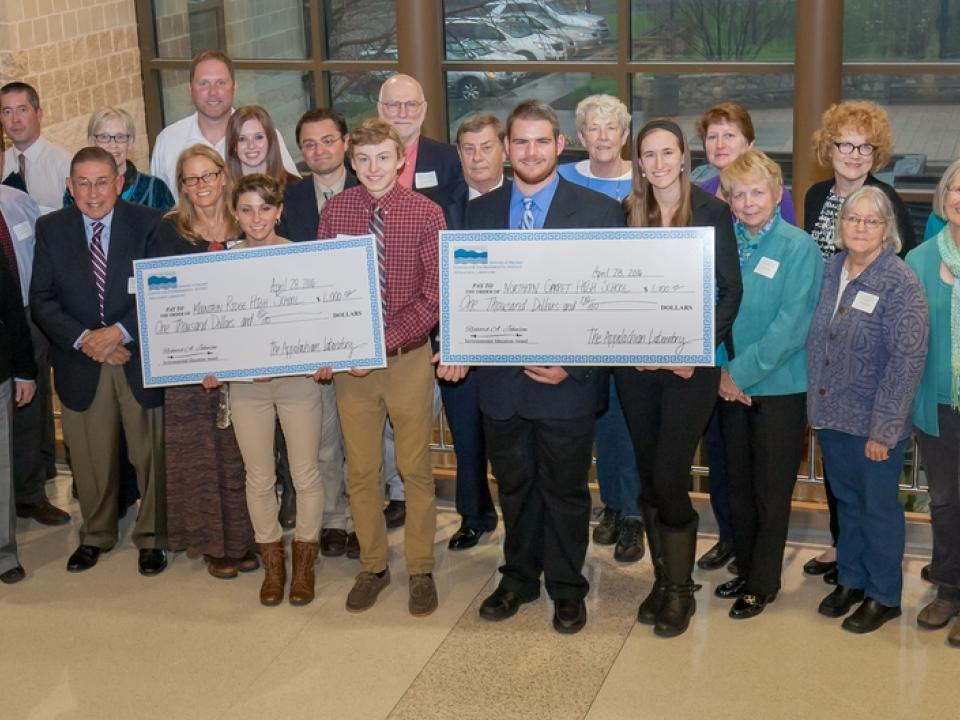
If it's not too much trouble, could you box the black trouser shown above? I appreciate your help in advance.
[917,404,960,595]
[12,312,56,505]
[483,413,594,601]
[720,393,807,596]
[615,367,720,529]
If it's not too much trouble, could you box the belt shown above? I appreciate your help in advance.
[386,336,428,358]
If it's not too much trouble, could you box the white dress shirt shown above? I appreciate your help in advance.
[2,136,71,214]
[149,111,299,198]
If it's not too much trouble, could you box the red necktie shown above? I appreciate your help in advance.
[0,212,21,297]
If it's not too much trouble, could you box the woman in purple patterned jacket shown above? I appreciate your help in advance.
[807,185,928,635]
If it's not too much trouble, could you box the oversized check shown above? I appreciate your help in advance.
[440,228,715,366]
[134,237,386,387]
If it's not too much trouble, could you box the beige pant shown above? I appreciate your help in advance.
[230,376,324,544]
[60,365,165,549]
[334,343,436,574]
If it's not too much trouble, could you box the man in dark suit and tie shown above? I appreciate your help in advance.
[31,146,167,575]
[466,100,625,634]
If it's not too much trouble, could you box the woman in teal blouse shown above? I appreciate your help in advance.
[714,150,824,619]
[906,158,960,648]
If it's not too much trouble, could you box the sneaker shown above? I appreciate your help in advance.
[592,506,621,545]
[614,517,645,562]
[409,573,438,617]
[345,569,391,613]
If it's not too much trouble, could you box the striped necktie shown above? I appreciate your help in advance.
[520,196,535,229]
[89,221,107,325]
[17,153,26,192]
[370,204,386,314]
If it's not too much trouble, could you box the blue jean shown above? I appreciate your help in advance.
[594,378,640,517]
[817,429,908,607]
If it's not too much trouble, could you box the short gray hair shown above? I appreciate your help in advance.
[833,185,901,254]
[933,157,960,223]
[86,106,136,145]
[574,94,630,135]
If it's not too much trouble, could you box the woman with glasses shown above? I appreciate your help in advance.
[155,145,258,580]
[803,100,917,583]
[906,160,960,647]
[66,107,174,211]
[224,105,299,187]
[807,185,928,634]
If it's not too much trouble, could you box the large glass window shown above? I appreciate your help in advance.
[844,0,960,61]
[325,0,397,60]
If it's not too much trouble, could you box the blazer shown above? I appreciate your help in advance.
[279,169,359,242]
[465,177,624,421]
[803,173,917,258]
[0,262,36,384]
[414,136,468,210]
[30,201,164,412]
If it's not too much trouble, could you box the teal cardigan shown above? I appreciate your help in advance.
[724,216,823,396]
[906,233,951,435]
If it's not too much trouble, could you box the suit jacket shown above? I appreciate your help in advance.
[30,201,164,412]
[0,262,35,383]
[414,136,468,211]
[465,177,625,421]
[279,169,359,242]
[803,173,917,258]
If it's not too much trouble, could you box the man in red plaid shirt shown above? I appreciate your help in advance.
[315,118,446,616]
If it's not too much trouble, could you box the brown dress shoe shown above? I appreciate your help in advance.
[259,540,286,606]
[289,540,319,606]
[205,555,239,579]
[16,498,70,526]
[236,550,260,573]
[346,569,390,613]
[409,573,438,616]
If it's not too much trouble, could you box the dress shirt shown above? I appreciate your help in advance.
[468,175,503,201]
[398,135,420,190]
[1,136,71,213]
[149,111,299,198]
[0,186,41,305]
[508,173,560,230]
[312,168,347,214]
[317,181,444,353]
[73,209,132,347]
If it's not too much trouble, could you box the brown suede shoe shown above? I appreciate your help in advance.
[409,573,438,617]
[949,615,960,648]
[289,540,319,606]
[259,540,286,606]
[346,569,390,613]
[205,555,238,579]
[236,550,260,573]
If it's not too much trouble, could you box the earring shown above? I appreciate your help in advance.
[641,172,646,178]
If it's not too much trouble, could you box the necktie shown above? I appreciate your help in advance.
[520,197,535,229]
[321,189,334,203]
[89,221,107,325]
[370,204,386,314]
[0,212,21,298]
[17,153,26,191]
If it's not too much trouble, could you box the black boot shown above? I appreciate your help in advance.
[275,423,296,529]
[637,503,665,625]
[654,515,700,638]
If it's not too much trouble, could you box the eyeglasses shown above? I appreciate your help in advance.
[833,141,875,156]
[181,170,221,187]
[301,135,343,151]
[379,100,424,115]
[93,132,131,145]
[72,178,116,192]
[841,214,886,229]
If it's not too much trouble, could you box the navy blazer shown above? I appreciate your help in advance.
[30,201,164,412]
[414,136,468,211]
[465,177,625,421]
[0,262,35,384]
[279,169,359,243]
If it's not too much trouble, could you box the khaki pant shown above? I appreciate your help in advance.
[230,376,324,544]
[60,365,164,549]
[334,343,436,574]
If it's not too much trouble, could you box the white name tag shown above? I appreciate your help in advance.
[753,256,779,279]
[12,221,32,241]
[128,276,136,294]
[851,290,879,314]
[415,170,438,189]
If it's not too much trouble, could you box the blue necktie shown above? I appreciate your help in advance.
[520,197,535,229]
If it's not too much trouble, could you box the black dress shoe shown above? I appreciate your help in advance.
[0,565,26,584]
[921,563,933,583]
[448,526,487,551]
[715,576,746,599]
[823,566,839,585]
[842,598,901,634]
[138,548,167,576]
[345,532,360,559]
[320,528,348,557]
[729,592,776,619]
[383,500,406,529]
[479,586,539,621]
[818,585,865,618]
[803,556,837,575]
[16,498,70,526]
[697,541,735,570]
[726,559,738,576]
[67,545,101,572]
[553,598,587,634]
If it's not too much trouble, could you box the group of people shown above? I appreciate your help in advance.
[1,48,958,647]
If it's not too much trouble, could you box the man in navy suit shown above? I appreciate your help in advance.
[30,147,166,576]
[466,100,625,634]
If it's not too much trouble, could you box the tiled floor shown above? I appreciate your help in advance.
[3,475,956,720]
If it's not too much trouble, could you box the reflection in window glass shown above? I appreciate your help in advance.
[443,0,617,61]
[325,0,397,60]
[153,0,309,59]
[630,0,794,61]
[329,72,392,132]
[844,1,960,61]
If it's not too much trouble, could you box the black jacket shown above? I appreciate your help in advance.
[0,262,35,384]
[279,169,359,243]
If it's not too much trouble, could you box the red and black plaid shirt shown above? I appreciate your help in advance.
[318,182,444,353]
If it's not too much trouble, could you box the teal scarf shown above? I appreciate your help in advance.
[937,228,960,410]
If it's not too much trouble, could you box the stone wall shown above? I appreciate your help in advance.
[0,0,148,166]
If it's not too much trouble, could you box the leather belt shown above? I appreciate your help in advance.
[386,336,428,358]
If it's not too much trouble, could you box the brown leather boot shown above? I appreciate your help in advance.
[259,540,286,606]
[289,540,319,606]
